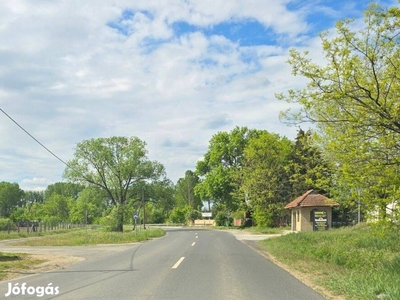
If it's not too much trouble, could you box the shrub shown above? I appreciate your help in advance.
[0,218,16,231]
[215,212,233,226]
[186,209,202,222]
[168,206,189,224]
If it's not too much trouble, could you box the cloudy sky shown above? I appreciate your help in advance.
[0,0,395,190]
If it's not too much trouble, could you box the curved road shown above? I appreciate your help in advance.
[0,228,325,299]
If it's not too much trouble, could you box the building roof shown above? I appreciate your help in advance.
[285,190,339,209]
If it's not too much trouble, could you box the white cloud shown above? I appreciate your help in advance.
[0,0,389,189]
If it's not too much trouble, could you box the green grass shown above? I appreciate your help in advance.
[0,227,165,281]
[214,226,289,234]
[259,223,400,300]
[0,228,81,240]
[11,227,165,246]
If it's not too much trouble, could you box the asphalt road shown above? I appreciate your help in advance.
[0,228,325,300]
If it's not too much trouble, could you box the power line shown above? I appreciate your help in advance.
[0,108,70,167]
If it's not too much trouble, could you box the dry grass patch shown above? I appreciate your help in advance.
[0,252,45,281]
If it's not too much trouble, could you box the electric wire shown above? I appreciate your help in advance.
[0,108,70,168]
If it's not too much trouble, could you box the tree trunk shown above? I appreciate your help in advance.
[115,203,124,232]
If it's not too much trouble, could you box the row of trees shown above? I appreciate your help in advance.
[0,127,323,229]
[0,138,204,230]
[195,127,332,227]
[1,128,330,229]
[192,3,400,226]
[0,178,196,230]
[3,3,399,229]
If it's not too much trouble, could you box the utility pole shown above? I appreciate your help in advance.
[187,179,191,207]
[357,189,361,224]
[142,187,146,230]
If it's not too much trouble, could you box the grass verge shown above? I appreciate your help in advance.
[10,227,165,246]
[258,223,400,300]
[0,229,82,240]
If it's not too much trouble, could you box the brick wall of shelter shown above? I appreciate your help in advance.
[291,206,333,232]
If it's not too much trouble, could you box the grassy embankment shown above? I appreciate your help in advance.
[259,223,400,300]
[0,227,165,280]
[11,227,165,246]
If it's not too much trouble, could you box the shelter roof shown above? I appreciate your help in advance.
[285,190,339,209]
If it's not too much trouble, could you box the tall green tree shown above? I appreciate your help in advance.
[39,194,73,222]
[277,3,400,217]
[141,179,176,224]
[195,127,262,212]
[235,131,292,227]
[22,190,45,206]
[69,187,108,224]
[45,182,85,200]
[287,129,332,198]
[0,182,24,217]
[175,170,202,209]
[63,136,166,231]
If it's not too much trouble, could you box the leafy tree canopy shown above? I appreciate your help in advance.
[175,170,202,209]
[63,136,166,231]
[195,126,263,211]
[277,3,400,216]
[0,182,23,218]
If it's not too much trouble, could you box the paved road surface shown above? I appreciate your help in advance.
[0,228,325,300]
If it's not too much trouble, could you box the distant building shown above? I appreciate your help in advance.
[285,190,339,232]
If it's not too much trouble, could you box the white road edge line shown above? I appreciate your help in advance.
[172,257,185,269]
[191,242,196,246]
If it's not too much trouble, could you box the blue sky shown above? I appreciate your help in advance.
[0,0,396,190]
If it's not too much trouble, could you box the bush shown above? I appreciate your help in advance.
[215,212,233,226]
[168,206,189,224]
[253,207,274,227]
[98,207,121,231]
[0,218,16,231]
[186,209,202,222]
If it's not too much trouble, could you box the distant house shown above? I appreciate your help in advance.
[285,190,339,232]
[367,201,399,223]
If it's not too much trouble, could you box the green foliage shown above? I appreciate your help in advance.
[168,206,190,224]
[39,194,73,222]
[10,207,28,222]
[230,210,245,223]
[98,206,121,231]
[215,211,232,226]
[145,179,176,219]
[234,131,292,227]
[195,127,264,211]
[64,136,166,231]
[45,182,84,200]
[70,187,108,224]
[0,219,15,231]
[12,228,165,246]
[41,216,61,227]
[287,129,332,197]
[186,209,202,222]
[0,182,24,218]
[175,171,202,209]
[277,3,400,220]
[252,207,274,228]
[22,191,44,205]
